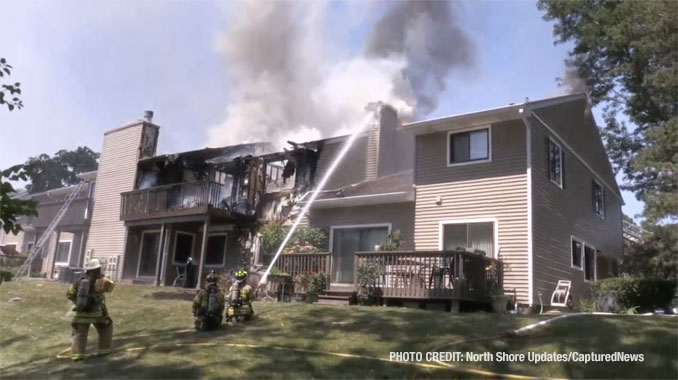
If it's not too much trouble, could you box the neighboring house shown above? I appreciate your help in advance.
[0,171,96,278]
[402,93,623,306]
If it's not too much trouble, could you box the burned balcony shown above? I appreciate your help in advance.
[120,180,248,221]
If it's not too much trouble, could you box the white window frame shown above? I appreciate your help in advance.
[446,125,492,167]
[592,179,605,219]
[55,240,72,266]
[548,137,563,188]
[205,232,228,268]
[438,218,499,259]
[583,243,597,283]
[136,230,161,278]
[570,236,584,270]
[328,223,393,253]
[172,231,195,266]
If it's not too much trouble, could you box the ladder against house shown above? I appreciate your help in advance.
[13,181,87,281]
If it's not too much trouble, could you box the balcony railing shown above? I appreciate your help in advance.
[120,180,228,221]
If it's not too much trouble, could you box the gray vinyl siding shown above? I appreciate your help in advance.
[413,119,529,304]
[308,203,415,251]
[314,136,368,191]
[530,117,623,306]
[85,123,146,281]
[531,98,622,198]
[415,119,527,185]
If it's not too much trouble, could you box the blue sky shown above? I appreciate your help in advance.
[0,0,644,219]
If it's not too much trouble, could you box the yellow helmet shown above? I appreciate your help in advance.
[235,269,248,281]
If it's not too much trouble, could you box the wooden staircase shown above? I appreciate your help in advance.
[316,284,355,306]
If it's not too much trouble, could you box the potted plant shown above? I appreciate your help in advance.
[486,262,509,312]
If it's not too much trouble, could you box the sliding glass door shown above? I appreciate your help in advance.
[331,226,388,283]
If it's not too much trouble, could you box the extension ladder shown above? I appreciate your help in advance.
[13,181,87,281]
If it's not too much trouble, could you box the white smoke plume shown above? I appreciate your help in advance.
[205,0,473,149]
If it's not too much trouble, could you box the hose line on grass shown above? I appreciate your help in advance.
[55,333,543,379]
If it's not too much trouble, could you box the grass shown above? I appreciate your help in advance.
[1,280,676,379]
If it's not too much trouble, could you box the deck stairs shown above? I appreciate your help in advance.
[316,284,355,306]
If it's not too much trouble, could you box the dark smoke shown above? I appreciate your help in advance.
[365,1,474,117]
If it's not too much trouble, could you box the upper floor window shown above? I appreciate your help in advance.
[547,138,563,187]
[592,180,605,218]
[448,127,490,166]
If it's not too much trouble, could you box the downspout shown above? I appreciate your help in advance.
[519,107,534,308]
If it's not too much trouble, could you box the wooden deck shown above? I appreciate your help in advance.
[272,250,502,302]
[120,180,233,221]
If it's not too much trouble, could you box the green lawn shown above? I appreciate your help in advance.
[1,281,676,379]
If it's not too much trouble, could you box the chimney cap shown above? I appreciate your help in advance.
[144,110,154,123]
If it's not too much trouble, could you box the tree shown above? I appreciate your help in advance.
[0,58,35,234]
[1,166,37,235]
[25,147,99,193]
[0,58,23,111]
[621,224,678,280]
[538,0,678,223]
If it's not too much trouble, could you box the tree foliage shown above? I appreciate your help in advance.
[24,147,99,193]
[621,224,678,280]
[0,57,35,234]
[538,0,678,222]
[0,165,37,234]
[0,58,23,111]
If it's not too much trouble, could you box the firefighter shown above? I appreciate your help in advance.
[66,259,115,361]
[226,268,254,322]
[192,271,225,331]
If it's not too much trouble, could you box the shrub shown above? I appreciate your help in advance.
[592,277,677,313]
[356,262,380,296]
[284,227,327,254]
[260,222,286,254]
[259,222,328,254]
[297,273,327,302]
[0,269,14,283]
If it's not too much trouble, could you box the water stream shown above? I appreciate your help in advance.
[258,110,378,286]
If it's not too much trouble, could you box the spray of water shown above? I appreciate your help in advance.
[258,110,378,286]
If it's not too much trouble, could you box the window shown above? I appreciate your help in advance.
[448,127,490,165]
[55,241,72,265]
[205,234,227,267]
[571,238,583,269]
[547,138,563,187]
[173,232,194,265]
[442,221,495,257]
[584,245,596,281]
[592,180,605,218]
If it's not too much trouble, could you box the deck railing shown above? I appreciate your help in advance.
[120,180,226,221]
[354,250,503,301]
[272,252,332,279]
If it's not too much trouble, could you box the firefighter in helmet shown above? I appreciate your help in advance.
[66,259,115,361]
[192,271,225,331]
[226,268,254,322]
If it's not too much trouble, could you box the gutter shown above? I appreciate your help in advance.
[298,191,413,208]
